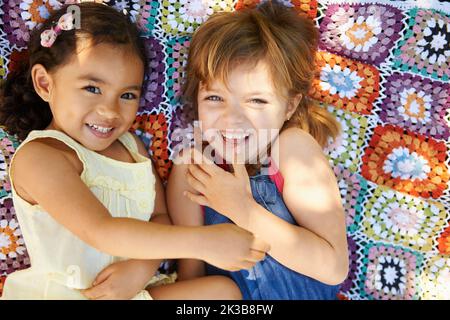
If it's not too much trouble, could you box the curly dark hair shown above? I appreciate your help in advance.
[0,2,148,141]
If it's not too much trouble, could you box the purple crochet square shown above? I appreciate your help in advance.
[139,37,166,113]
[165,36,190,106]
[169,104,196,157]
[392,9,450,81]
[379,72,450,140]
[358,243,423,300]
[102,0,151,32]
[339,235,359,294]
[1,0,64,48]
[0,198,31,275]
[319,4,403,66]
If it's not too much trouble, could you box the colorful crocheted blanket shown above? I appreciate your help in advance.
[0,0,449,300]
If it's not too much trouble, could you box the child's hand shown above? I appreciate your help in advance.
[184,148,254,228]
[80,259,159,300]
[203,223,270,271]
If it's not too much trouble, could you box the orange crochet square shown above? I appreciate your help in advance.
[235,0,318,19]
[131,113,172,181]
[0,276,5,297]
[309,51,380,115]
[361,125,449,199]
[438,226,450,255]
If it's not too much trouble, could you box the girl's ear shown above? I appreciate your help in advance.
[31,64,53,102]
[286,93,302,120]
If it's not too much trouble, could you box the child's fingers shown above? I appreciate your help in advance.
[246,249,266,263]
[191,148,229,178]
[186,170,207,194]
[190,148,218,175]
[80,283,109,300]
[92,265,114,286]
[184,191,210,207]
[250,237,271,253]
[81,274,116,299]
[188,164,210,184]
[193,121,203,147]
[190,145,213,164]
[231,163,248,178]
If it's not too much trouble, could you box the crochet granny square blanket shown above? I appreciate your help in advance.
[0,0,449,300]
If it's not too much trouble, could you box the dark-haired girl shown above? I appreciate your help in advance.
[0,2,268,300]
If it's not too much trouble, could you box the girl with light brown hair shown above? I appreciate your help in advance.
[168,0,349,299]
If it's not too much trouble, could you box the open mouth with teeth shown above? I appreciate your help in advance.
[86,123,115,138]
[219,130,251,147]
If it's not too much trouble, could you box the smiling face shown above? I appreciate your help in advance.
[42,38,144,151]
[197,60,300,164]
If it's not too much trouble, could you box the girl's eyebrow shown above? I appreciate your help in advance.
[77,74,141,91]
[246,91,273,96]
[200,86,219,92]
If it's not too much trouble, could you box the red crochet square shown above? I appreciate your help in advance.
[131,113,172,181]
[361,125,449,199]
[235,0,318,20]
[309,51,380,115]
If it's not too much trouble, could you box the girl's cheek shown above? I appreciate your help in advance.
[198,108,218,127]
[258,110,286,130]
[248,113,273,130]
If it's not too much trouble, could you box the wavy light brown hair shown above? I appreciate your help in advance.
[183,0,340,148]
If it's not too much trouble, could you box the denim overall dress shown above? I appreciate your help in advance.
[203,161,341,300]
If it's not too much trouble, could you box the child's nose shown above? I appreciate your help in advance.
[95,102,120,120]
[222,103,246,126]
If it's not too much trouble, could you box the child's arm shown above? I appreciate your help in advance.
[81,135,171,299]
[167,157,206,281]
[131,133,173,272]
[185,128,348,285]
[11,139,269,271]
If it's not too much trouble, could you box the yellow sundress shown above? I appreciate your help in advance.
[1,129,174,300]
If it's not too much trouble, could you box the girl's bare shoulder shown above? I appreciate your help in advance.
[12,137,84,179]
[10,138,83,205]
[16,138,83,174]
[271,127,325,172]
